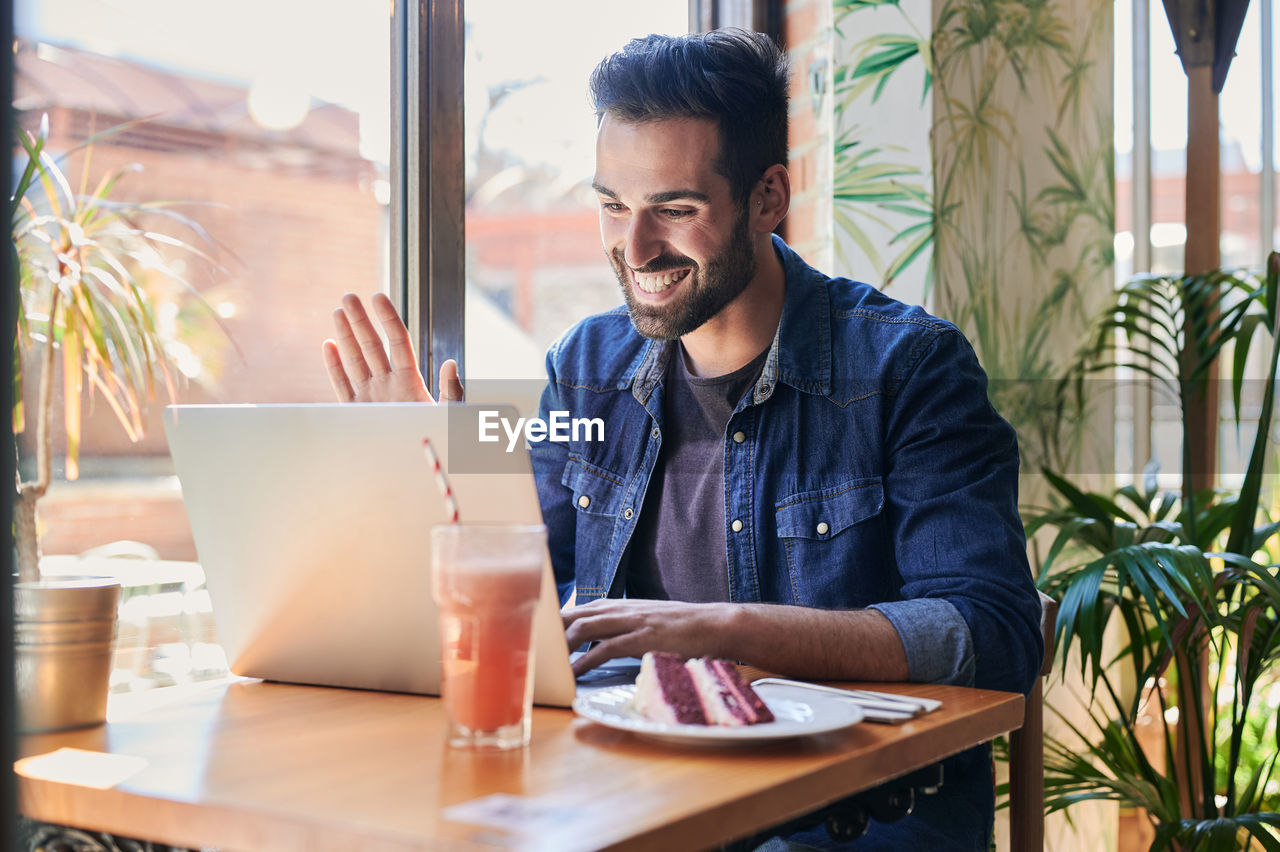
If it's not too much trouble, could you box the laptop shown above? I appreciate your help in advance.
[162,402,583,707]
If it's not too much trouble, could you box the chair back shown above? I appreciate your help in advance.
[1008,590,1056,851]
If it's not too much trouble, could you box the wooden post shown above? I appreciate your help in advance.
[1177,62,1220,823]
[1183,63,1221,502]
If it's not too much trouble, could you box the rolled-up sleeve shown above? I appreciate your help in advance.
[870,597,977,685]
[875,327,1043,696]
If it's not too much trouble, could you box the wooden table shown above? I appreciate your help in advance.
[17,678,1023,852]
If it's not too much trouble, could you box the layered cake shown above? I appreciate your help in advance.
[630,652,775,726]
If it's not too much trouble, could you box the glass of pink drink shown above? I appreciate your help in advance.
[429,524,546,750]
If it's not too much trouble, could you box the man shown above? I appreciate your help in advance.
[324,29,1042,851]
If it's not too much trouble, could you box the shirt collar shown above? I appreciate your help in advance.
[763,233,832,399]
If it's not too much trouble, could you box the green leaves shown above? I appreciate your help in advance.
[1031,432,1280,830]
[1226,255,1280,559]
[1060,259,1280,557]
[831,0,934,291]
[1150,813,1280,852]
[1039,535,1209,691]
[840,35,930,105]
[12,115,231,485]
[831,130,935,288]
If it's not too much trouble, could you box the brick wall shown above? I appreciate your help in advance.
[783,0,835,273]
[38,481,197,561]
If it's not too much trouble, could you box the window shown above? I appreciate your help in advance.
[14,0,394,689]
[1114,0,1277,487]
[14,0,778,692]
[459,1,690,412]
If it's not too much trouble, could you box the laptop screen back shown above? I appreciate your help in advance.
[163,402,577,707]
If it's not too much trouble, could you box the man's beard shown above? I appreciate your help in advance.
[610,209,757,341]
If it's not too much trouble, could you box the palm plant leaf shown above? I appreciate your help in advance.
[1151,813,1280,852]
[1037,504,1212,690]
[1041,467,1133,526]
[12,121,48,220]
[60,307,82,479]
[12,113,231,496]
[1226,254,1280,556]
[1044,702,1177,819]
[1230,312,1265,426]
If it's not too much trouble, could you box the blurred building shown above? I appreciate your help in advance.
[14,40,593,559]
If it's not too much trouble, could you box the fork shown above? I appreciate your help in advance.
[750,678,941,723]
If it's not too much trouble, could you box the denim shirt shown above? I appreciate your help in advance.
[531,235,1043,699]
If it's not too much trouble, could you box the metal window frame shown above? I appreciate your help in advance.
[1132,0,1154,479]
[2,0,18,839]
[690,0,783,39]
[393,0,465,398]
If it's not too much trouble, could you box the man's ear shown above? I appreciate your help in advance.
[751,164,791,233]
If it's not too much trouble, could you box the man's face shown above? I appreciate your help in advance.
[592,116,756,341]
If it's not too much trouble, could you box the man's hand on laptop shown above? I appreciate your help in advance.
[562,599,734,677]
[322,292,464,404]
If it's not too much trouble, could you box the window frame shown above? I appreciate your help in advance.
[1122,0,1277,481]
[394,0,466,399]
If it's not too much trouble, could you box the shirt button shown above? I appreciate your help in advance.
[623,507,634,520]
[731,519,743,532]
[816,522,830,535]
[578,495,590,509]
[732,431,746,443]
[651,427,661,439]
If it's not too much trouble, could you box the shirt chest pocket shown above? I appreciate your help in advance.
[775,477,887,607]
[562,457,629,600]
[562,456,629,518]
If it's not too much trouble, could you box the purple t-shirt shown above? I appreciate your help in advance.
[625,342,769,602]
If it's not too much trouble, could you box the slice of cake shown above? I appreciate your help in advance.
[631,651,708,725]
[685,657,776,726]
[631,652,776,727]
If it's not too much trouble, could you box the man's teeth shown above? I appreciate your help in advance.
[634,268,691,293]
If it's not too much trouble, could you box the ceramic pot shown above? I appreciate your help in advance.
[15,576,121,733]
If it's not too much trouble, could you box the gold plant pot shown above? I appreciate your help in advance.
[15,576,121,733]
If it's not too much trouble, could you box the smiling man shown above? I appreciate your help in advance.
[324,29,1042,851]
[534,31,1042,851]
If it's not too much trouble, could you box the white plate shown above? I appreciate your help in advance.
[572,681,864,744]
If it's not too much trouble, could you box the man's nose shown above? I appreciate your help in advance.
[623,213,663,270]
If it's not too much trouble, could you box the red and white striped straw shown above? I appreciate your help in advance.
[421,437,459,524]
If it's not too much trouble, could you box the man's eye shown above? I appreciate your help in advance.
[601,202,627,214]
[662,209,694,220]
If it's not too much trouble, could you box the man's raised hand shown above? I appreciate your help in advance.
[322,292,463,403]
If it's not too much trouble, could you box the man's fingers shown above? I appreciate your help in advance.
[321,340,355,402]
[370,293,419,373]
[326,293,436,402]
[571,638,635,677]
[330,305,372,386]
[438,359,465,402]
[563,607,643,650]
[561,599,727,675]
[341,293,392,376]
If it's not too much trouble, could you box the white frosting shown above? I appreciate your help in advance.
[630,653,679,724]
[685,658,747,727]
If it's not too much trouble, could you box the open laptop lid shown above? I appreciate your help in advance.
[162,402,577,708]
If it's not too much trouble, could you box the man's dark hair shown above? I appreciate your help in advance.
[589,29,790,207]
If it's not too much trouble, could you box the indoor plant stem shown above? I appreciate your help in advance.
[15,284,59,583]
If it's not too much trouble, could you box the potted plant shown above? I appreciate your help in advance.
[1027,252,1280,850]
[11,115,225,731]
